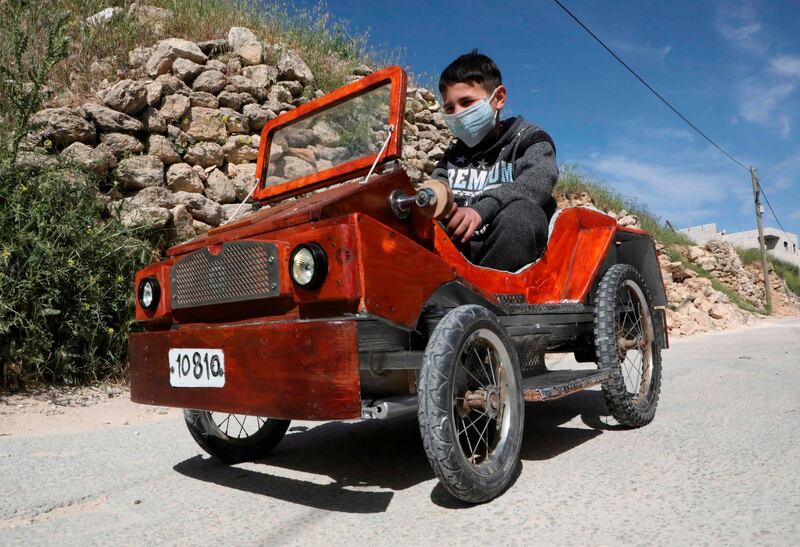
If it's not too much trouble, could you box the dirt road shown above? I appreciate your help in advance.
[2,319,799,545]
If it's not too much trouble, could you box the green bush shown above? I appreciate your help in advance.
[0,0,155,388]
[0,162,155,388]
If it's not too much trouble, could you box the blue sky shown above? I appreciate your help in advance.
[292,0,800,235]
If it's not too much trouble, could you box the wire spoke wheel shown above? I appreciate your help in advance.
[614,280,655,407]
[452,329,514,468]
[593,264,662,428]
[183,409,290,463]
[419,305,524,503]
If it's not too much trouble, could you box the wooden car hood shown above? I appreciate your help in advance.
[166,169,426,257]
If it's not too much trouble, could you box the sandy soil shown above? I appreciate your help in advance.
[0,384,179,438]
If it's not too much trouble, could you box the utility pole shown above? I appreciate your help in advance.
[750,167,772,312]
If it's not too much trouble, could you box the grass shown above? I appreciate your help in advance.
[555,166,771,315]
[0,0,399,107]
[736,247,800,297]
[555,165,695,247]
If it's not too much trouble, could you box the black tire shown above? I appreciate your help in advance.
[418,305,524,503]
[183,410,290,464]
[594,264,662,427]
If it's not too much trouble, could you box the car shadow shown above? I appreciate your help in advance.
[173,390,613,513]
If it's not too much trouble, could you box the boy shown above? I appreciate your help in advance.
[431,50,558,272]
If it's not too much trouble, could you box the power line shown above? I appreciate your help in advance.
[551,0,797,241]
[551,0,748,171]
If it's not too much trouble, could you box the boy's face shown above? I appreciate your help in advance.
[441,81,507,115]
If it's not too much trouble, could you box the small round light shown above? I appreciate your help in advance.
[138,277,160,311]
[290,243,327,289]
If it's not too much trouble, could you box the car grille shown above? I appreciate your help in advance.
[170,242,279,309]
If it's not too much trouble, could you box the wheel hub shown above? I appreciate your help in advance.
[457,385,501,419]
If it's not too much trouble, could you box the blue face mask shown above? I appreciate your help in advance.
[442,88,499,148]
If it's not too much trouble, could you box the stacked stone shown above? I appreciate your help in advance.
[398,87,452,184]
[687,241,764,308]
[30,27,317,239]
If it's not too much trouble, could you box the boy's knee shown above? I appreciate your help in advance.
[490,200,548,241]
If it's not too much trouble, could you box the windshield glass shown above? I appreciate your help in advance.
[264,83,392,186]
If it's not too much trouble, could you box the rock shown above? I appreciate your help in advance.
[352,64,372,76]
[172,58,205,82]
[206,59,227,72]
[193,220,212,233]
[83,103,143,132]
[145,81,164,107]
[414,109,433,125]
[86,7,123,25]
[311,121,340,147]
[172,191,224,226]
[60,142,109,176]
[189,91,218,109]
[166,125,192,149]
[128,4,173,34]
[287,147,315,164]
[279,80,303,97]
[226,56,243,77]
[146,134,181,165]
[154,74,190,96]
[223,134,259,163]
[231,170,257,201]
[236,42,263,66]
[166,163,204,193]
[227,27,259,50]
[30,107,96,146]
[129,47,153,69]
[277,49,314,85]
[115,155,164,190]
[117,201,171,229]
[197,39,226,56]
[192,70,226,94]
[242,103,276,131]
[219,108,248,134]
[269,84,292,104]
[222,203,253,223]
[204,169,237,203]
[315,146,348,162]
[102,79,148,115]
[95,143,118,168]
[282,156,314,179]
[218,91,254,111]
[166,204,196,241]
[146,38,207,77]
[192,164,208,182]
[159,94,190,125]
[285,128,316,148]
[184,141,224,167]
[138,106,166,133]
[618,214,639,228]
[100,132,144,157]
[242,64,278,96]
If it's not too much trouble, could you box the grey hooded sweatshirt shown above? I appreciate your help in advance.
[430,116,558,224]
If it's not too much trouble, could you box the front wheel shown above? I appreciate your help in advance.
[184,410,290,464]
[418,305,524,503]
[594,264,662,427]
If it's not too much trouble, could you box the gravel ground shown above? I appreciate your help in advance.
[1,319,798,545]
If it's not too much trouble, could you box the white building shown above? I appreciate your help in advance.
[679,223,800,268]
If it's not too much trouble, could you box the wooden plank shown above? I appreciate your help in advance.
[522,368,614,402]
[129,319,361,420]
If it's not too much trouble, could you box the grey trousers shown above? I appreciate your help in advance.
[462,199,550,272]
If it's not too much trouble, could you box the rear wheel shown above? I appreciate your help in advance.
[183,410,290,464]
[594,264,662,427]
[418,305,524,503]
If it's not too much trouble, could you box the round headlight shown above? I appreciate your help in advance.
[290,243,327,289]
[138,277,160,311]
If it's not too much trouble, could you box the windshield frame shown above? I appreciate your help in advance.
[253,65,407,205]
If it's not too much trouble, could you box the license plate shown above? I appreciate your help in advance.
[169,348,225,388]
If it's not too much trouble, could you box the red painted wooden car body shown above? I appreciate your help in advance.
[128,66,667,420]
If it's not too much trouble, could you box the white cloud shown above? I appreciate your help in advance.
[584,155,731,225]
[717,21,764,54]
[770,55,800,78]
[738,79,796,125]
[640,127,694,141]
[610,40,673,63]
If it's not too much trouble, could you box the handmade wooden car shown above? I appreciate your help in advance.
[129,66,668,503]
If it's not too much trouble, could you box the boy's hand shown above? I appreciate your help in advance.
[446,204,483,243]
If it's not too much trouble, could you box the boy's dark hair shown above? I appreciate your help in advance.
[438,49,502,95]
